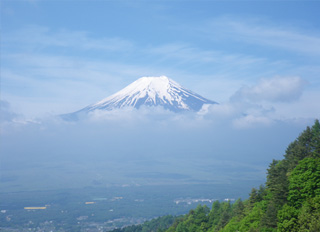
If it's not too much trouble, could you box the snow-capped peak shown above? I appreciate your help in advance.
[93,76,174,107]
[62,76,217,119]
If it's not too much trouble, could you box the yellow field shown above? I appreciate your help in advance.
[85,202,95,204]
[24,207,47,210]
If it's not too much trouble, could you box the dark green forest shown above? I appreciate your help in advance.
[113,120,320,232]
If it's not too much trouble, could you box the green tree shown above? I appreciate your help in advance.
[208,200,221,228]
[232,198,245,219]
[297,196,320,232]
[261,200,278,229]
[215,210,231,231]
[311,119,320,157]
[248,188,260,207]
[284,125,314,172]
[288,158,320,208]
[175,222,188,232]
[277,204,299,232]
[266,160,288,206]
[193,205,210,226]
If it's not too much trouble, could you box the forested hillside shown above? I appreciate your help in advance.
[111,215,179,232]
[112,120,320,232]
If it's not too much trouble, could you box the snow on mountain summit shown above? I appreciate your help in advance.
[92,76,181,109]
[62,76,217,120]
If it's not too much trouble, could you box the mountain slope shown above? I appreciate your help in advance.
[63,76,217,119]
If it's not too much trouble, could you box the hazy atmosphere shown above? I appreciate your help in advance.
[1,1,320,231]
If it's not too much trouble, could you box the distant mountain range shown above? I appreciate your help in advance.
[62,76,217,120]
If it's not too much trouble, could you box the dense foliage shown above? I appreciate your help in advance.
[116,120,320,232]
[111,215,179,232]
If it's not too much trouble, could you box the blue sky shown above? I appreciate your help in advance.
[1,0,320,191]
[1,0,320,124]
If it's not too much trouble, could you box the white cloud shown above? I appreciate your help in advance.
[196,75,313,128]
[231,76,306,103]
[233,115,273,129]
[0,100,39,133]
[0,100,18,123]
[270,90,320,120]
[3,102,311,191]
[197,101,270,129]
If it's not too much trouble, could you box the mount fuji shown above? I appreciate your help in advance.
[62,76,217,120]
